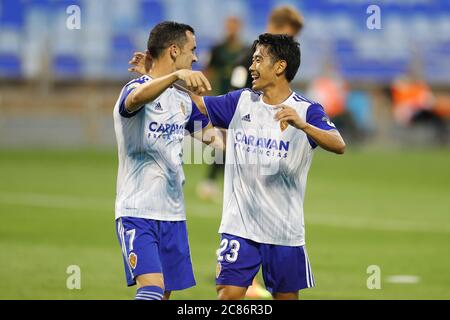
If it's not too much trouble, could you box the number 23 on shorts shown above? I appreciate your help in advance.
[217,238,240,263]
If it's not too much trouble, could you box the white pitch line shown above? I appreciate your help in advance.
[386,275,420,284]
[0,191,449,234]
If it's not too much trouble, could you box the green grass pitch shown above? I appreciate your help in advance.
[0,148,449,299]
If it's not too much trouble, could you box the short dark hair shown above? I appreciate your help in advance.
[147,21,195,59]
[251,33,301,82]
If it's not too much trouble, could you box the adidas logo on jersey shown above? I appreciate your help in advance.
[154,103,163,111]
[241,114,251,122]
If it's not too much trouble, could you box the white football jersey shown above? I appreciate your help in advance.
[204,89,337,246]
[113,76,209,221]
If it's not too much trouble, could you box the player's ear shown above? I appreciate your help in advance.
[275,60,287,77]
[169,45,179,60]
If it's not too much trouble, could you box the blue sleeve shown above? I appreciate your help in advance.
[185,102,210,134]
[306,103,337,148]
[203,89,245,128]
[118,77,148,118]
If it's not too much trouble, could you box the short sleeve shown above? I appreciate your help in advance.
[203,89,245,128]
[185,102,210,134]
[118,77,149,118]
[306,103,337,148]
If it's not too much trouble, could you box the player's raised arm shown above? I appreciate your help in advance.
[128,51,152,75]
[125,69,211,113]
[192,89,245,129]
[127,51,212,113]
[275,105,346,154]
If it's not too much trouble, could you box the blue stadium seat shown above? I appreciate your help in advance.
[333,39,356,60]
[107,55,131,80]
[47,0,82,29]
[107,34,137,79]
[422,41,450,84]
[140,0,166,28]
[25,0,82,12]
[59,0,81,6]
[412,2,438,18]
[323,1,354,14]
[352,4,373,31]
[0,0,25,29]
[338,58,409,83]
[52,54,82,78]
[24,0,51,9]
[441,0,450,11]
[438,40,450,55]
[246,0,274,30]
[111,33,136,54]
[301,0,327,13]
[0,53,21,77]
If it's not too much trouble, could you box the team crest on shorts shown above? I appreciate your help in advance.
[216,262,222,279]
[280,120,288,132]
[128,252,138,269]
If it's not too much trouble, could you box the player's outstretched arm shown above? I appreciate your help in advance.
[125,70,212,113]
[275,105,346,154]
[127,52,212,113]
[179,88,228,150]
[189,94,207,115]
[191,123,226,151]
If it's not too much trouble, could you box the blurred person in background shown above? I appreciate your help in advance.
[230,5,304,90]
[391,67,448,144]
[307,62,359,142]
[205,16,245,96]
[345,89,374,142]
[196,16,246,202]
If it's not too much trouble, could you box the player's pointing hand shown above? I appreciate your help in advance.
[176,69,212,95]
[274,105,308,130]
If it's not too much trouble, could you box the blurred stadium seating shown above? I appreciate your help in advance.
[0,0,449,84]
[0,0,449,148]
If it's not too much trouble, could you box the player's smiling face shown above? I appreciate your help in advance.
[175,31,198,70]
[249,45,278,91]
